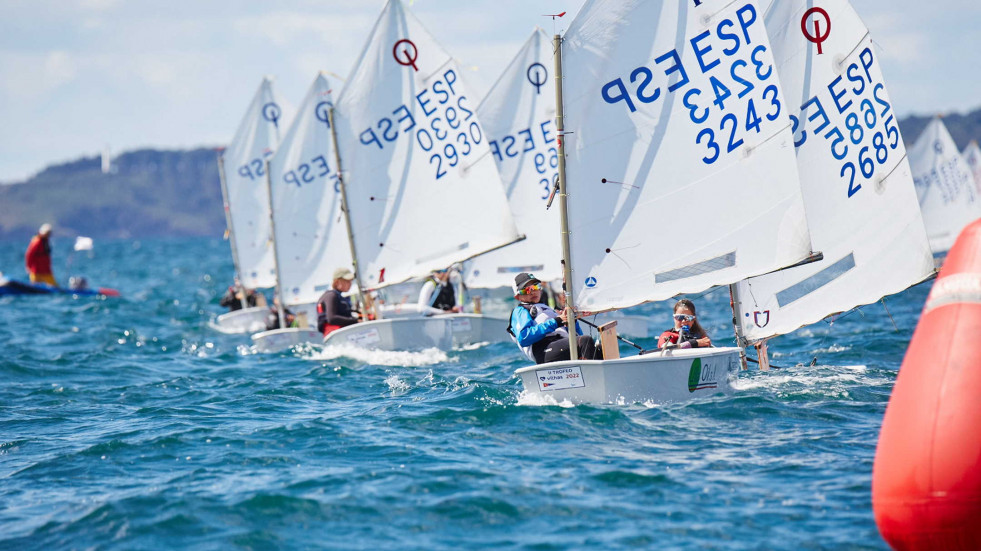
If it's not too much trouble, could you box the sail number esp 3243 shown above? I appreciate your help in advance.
[600,2,780,167]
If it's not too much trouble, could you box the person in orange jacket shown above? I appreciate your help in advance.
[25,223,58,286]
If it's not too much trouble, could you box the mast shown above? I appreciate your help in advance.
[217,152,248,310]
[728,283,749,370]
[553,33,578,361]
[264,160,287,329]
[328,107,372,318]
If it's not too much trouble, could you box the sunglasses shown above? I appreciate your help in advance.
[521,283,543,293]
[673,314,696,322]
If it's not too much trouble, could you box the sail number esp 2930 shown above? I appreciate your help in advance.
[600,2,780,167]
[358,67,484,182]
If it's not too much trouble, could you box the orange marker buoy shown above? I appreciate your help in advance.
[872,218,981,550]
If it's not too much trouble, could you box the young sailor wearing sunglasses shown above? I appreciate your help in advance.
[658,299,712,350]
[507,272,602,364]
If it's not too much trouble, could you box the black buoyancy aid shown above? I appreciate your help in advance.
[429,279,456,311]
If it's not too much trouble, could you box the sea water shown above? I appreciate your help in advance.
[0,237,921,550]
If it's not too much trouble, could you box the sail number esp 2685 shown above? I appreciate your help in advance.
[787,46,899,199]
[600,2,780,166]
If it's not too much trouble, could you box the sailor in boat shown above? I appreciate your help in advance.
[316,267,361,336]
[657,299,712,350]
[264,296,297,331]
[219,277,262,312]
[25,223,57,286]
[68,276,89,291]
[417,267,461,313]
[507,272,602,364]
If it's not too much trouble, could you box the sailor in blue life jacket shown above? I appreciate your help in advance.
[507,272,601,364]
[417,267,461,313]
[657,299,712,350]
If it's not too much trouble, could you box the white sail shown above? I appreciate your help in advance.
[332,0,521,290]
[224,77,295,289]
[267,73,352,307]
[464,28,563,289]
[963,141,981,195]
[560,0,812,312]
[731,0,935,342]
[909,117,980,255]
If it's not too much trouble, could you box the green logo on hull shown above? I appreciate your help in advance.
[687,358,702,393]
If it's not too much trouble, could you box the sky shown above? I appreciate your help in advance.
[1,0,979,183]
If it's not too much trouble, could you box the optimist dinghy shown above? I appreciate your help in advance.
[249,73,348,353]
[729,0,937,367]
[321,0,521,352]
[518,0,818,405]
[210,306,268,334]
[907,116,980,258]
[213,77,293,334]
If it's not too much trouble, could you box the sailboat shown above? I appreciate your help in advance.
[516,0,816,404]
[323,0,524,352]
[908,116,980,258]
[962,140,981,194]
[462,27,652,338]
[251,73,347,353]
[212,77,294,334]
[464,28,563,290]
[729,0,936,365]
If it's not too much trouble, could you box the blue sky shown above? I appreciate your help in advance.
[1,0,978,183]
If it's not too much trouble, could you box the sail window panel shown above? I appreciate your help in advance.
[654,252,736,284]
[775,252,856,307]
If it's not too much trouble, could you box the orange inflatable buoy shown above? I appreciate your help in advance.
[872,218,981,550]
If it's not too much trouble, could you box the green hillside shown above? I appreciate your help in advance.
[0,148,224,241]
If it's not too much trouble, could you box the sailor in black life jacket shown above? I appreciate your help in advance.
[657,299,712,350]
[506,272,602,364]
[417,267,461,313]
[264,296,297,331]
[219,277,261,312]
[316,267,361,336]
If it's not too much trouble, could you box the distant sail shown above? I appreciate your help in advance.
[733,0,935,342]
[101,145,111,174]
[332,0,521,289]
[465,28,562,289]
[963,141,981,195]
[267,73,352,307]
[909,117,980,255]
[224,77,294,289]
[559,0,812,312]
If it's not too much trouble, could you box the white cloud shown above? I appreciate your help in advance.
[0,51,79,100]
[232,12,373,48]
[1,0,980,182]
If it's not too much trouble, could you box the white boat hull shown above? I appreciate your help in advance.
[515,347,741,405]
[251,327,322,353]
[322,313,506,351]
[376,303,444,319]
[210,306,268,334]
